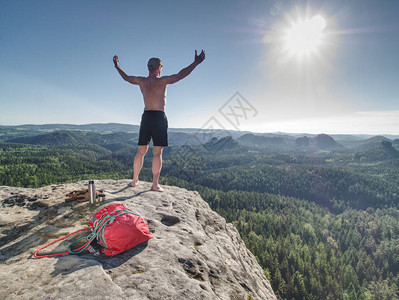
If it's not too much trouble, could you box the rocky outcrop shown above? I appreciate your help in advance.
[0,180,276,300]
[312,134,344,150]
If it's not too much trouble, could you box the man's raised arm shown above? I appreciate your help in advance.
[164,50,205,84]
[113,55,143,85]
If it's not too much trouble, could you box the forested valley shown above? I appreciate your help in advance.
[1,126,399,299]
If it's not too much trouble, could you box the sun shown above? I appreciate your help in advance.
[283,15,327,57]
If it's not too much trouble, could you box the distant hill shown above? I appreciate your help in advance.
[360,136,393,150]
[8,130,94,146]
[237,133,294,148]
[295,134,344,150]
[295,136,311,147]
[237,133,345,151]
[7,130,138,149]
[341,135,393,151]
[0,126,43,142]
[330,134,369,142]
[204,136,240,152]
[354,140,399,162]
[10,123,140,133]
[0,124,140,142]
[312,134,344,150]
[168,132,202,146]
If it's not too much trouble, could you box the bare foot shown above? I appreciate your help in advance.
[151,185,164,192]
[128,180,139,187]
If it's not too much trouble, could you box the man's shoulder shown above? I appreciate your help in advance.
[159,74,179,85]
[150,76,172,85]
[142,76,166,81]
[128,75,146,85]
[158,75,172,81]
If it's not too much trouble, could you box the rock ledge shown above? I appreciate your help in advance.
[0,180,276,300]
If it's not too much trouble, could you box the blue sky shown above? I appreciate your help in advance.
[1,0,398,134]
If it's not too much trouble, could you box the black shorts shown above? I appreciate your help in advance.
[138,110,168,147]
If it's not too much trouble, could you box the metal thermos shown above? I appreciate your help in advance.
[88,180,96,204]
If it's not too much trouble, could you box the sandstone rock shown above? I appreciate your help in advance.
[0,180,276,300]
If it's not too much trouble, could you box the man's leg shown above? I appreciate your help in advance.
[151,146,164,192]
[130,145,149,187]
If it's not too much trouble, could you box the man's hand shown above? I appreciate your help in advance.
[113,55,119,68]
[194,50,205,64]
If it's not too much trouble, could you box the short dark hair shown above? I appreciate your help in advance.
[147,57,163,72]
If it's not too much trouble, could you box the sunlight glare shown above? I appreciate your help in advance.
[284,15,326,57]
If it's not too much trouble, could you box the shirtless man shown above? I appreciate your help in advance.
[113,50,206,192]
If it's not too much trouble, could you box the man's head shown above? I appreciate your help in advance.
[147,57,163,73]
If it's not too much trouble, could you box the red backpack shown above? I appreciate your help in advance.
[90,203,153,256]
[34,203,153,258]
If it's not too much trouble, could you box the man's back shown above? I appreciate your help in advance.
[138,76,167,112]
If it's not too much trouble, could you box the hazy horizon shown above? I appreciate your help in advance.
[1,121,399,138]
